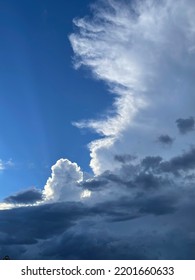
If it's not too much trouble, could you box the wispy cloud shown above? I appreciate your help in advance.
[0,159,14,171]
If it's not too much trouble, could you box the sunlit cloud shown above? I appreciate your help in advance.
[70,0,195,174]
[43,158,83,202]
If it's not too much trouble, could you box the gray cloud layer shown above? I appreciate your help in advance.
[1,146,195,259]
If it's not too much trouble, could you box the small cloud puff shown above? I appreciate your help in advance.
[157,134,174,145]
[0,159,14,171]
[176,117,194,134]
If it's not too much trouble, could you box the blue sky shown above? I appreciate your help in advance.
[0,0,195,260]
[0,0,113,199]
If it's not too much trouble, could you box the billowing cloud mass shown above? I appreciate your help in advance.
[70,0,195,174]
[43,159,83,202]
[1,149,195,259]
[1,0,195,260]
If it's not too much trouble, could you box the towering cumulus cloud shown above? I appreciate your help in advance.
[43,159,83,202]
[70,0,195,174]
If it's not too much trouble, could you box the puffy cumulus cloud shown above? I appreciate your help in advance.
[70,0,195,174]
[43,159,83,202]
[0,158,90,211]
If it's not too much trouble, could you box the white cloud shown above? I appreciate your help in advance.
[0,159,14,171]
[1,158,91,209]
[70,0,195,174]
[43,158,83,202]
[0,161,5,171]
[80,189,91,199]
[0,202,15,210]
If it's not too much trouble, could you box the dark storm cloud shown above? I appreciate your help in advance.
[39,231,147,260]
[141,156,162,171]
[0,193,181,260]
[0,202,88,246]
[114,154,136,163]
[157,134,174,145]
[1,191,178,249]
[4,188,43,204]
[101,171,125,184]
[134,173,166,189]
[42,228,195,260]
[1,147,195,259]
[176,117,195,134]
[160,147,195,173]
[0,172,194,259]
[139,195,177,215]
[81,178,108,190]
[92,193,178,222]
[93,158,167,190]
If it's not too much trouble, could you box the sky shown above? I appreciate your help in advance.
[0,0,195,260]
[0,0,112,199]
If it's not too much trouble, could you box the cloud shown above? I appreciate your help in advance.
[70,0,195,174]
[43,159,83,202]
[141,156,163,171]
[133,172,165,189]
[4,188,43,204]
[157,134,174,145]
[0,202,88,247]
[1,0,195,260]
[1,148,195,259]
[1,143,195,259]
[176,117,195,134]
[0,159,14,171]
[81,178,108,190]
[160,147,195,174]
[114,154,136,164]
[0,158,89,210]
